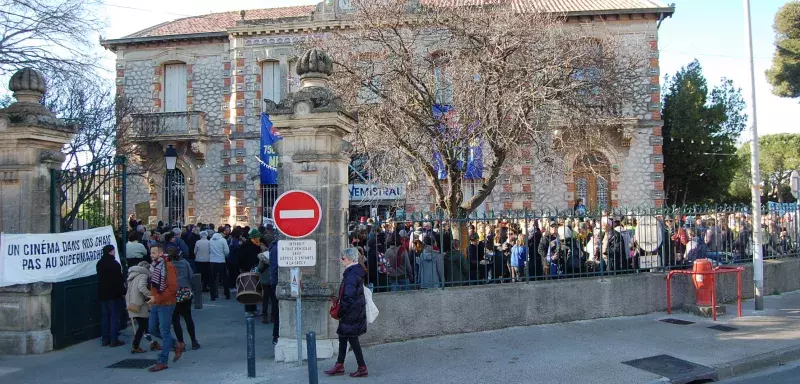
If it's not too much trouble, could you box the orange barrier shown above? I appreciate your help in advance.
[666,264,744,321]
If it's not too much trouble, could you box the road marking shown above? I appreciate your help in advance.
[279,209,314,219]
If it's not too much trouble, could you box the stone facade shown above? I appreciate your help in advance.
[0,68,76,354]
[103,2,669,226]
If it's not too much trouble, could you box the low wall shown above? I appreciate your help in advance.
[362,257,800,345]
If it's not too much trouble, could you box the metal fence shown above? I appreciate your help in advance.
[347,205,800,292]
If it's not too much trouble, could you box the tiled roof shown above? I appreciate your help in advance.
[117,0,671,40]
[121,5,316,39]
[419,0,672,13]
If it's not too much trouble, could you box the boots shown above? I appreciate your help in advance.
[150,341,162,351]
[148,363,168,372]
[172,344,183,362]
[324,362,345,376]
[349,366,368,378]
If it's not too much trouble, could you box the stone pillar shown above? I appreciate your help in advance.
[264,48,355,362]
[0,68,75,354]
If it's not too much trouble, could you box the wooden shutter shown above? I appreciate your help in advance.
[164,63,187,112]
[261,61,282,104]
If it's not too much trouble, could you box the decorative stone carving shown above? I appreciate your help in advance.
[296,48,333,77]
[37,150,66,166]
[1,68,74,133]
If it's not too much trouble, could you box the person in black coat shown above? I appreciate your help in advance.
[324,247,369,378]
[238,228,264,313]
[96,244,125,347]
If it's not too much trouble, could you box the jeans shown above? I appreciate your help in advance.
[337,336,366,366]
[149,304,175,365]
[99,300,120,344]
[389,279,410,292]
[268,284,280,338]
[210,262,229,299]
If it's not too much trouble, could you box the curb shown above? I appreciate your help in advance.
[714,344,800,381]
[645,344,800,383]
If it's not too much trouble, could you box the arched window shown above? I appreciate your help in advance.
[163,169,186,225]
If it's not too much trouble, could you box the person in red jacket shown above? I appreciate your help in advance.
[147,244,181,372]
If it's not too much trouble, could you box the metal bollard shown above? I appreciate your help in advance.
[306,331,318,384]
[192,273,202,309]
[246,314,255,378]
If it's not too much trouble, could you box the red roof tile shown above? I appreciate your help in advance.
[120,0,670,40]
[122,5,316,39]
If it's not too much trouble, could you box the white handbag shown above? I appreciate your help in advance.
[364,285,379,324]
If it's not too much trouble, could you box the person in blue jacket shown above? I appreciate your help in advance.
[324,247,368,378]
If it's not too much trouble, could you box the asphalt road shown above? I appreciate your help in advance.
[719,361,800,384]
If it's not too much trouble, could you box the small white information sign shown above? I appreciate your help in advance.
[278,239,317,267]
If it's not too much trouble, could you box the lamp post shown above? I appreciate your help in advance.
[165,144,178,226]
[743,0,764,310]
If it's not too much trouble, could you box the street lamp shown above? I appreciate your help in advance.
[164,144,178,171]
[164,144,178,226]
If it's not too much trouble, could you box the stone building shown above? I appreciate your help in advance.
[101,0,674,226]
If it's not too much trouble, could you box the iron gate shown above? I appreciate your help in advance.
[49,155,127,349]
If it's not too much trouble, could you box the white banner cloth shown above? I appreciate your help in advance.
[0,226,120,287]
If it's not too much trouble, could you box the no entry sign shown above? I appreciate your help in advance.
[272,190,322,238]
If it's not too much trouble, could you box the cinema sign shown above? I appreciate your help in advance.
[348,184,405,201]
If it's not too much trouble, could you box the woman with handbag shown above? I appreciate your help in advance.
[324,247,369,378]
[167,247,201,351]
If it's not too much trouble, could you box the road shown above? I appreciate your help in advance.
[719,361,800,384]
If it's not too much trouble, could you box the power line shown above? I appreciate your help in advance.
[101,2,193,17]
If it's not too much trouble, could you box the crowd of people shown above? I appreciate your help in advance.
[96,216,283,373]
[347,205,799,290]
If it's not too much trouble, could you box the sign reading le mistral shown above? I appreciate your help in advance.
[0,226,120,287]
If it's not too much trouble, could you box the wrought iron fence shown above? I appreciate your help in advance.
[50,155,127,248]
[347,204,799,292]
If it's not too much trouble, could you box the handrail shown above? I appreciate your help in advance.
[666,265,744,321]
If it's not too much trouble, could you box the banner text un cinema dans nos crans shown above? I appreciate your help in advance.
[0,226,119,287]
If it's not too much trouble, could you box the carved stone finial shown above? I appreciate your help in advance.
[9,68,46,104]
[296,48,333,88]
[240,10,246,20]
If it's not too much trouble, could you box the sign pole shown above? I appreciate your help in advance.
[293,267,302,367]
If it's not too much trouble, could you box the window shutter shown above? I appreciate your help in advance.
[164,63,187,112]
[261,61,282,104]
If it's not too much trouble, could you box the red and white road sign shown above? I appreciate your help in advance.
[272,190,322,238]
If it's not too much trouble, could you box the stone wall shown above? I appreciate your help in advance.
[0,283,52,354]
[360,258,800,346]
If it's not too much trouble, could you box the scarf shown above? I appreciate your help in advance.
[151,259,167,294]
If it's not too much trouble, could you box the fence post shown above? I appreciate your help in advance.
[49,168,57,234]
[306,331,318,384]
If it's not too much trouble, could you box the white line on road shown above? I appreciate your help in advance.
[279,209,314,219]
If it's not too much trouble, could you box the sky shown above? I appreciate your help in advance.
[43,0,800,139]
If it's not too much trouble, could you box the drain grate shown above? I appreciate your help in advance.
[622,354,717,383]
[708,324,737,332]
[660,318,695,325]
[106,359,158,369]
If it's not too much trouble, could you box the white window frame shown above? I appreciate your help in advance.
[163,63,187,112]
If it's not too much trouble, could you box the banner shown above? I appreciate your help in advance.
[260,113,281,185]
[0,226,120,287]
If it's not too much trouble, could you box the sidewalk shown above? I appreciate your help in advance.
[1,289,800,384]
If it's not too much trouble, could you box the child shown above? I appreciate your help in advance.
[510,237,527,282]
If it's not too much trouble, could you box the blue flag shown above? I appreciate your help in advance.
[260,113,281,184]
[432,105,483,180]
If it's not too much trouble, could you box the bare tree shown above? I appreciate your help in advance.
[0,0,102,79]
[311,0,648,222]
[39,77,165,231]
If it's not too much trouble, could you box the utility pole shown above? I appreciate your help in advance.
[743,0,764,310]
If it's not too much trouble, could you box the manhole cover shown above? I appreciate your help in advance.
[660,318,695,325]
[622,354,717,383]
[708,324,737,332]
[106,359,158,369]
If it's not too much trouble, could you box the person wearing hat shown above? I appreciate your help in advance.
[237,228,264,313]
